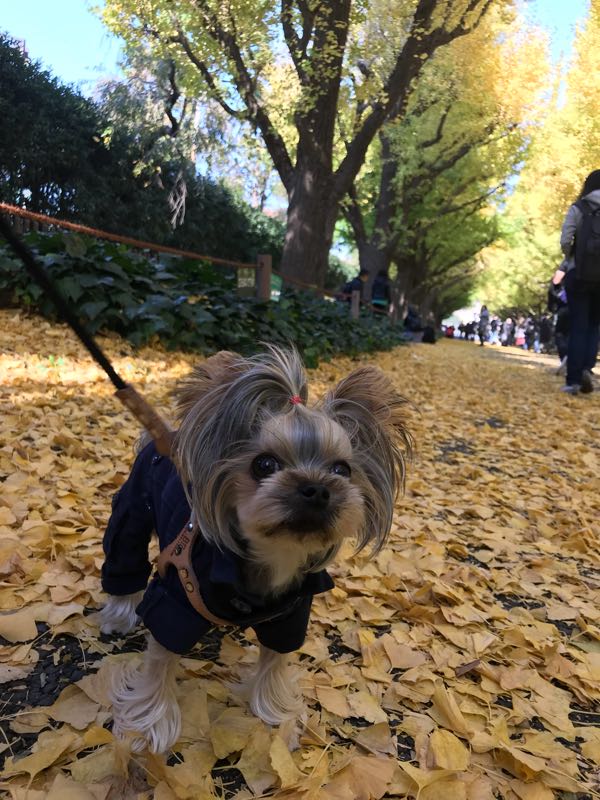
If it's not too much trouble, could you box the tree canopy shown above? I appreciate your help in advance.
[101,0,502,288]
[5,0,599,317]
[476,0,600,313]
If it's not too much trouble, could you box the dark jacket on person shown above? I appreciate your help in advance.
[371,274,391,305]
[560,189,600,273]
[102,442,334,655]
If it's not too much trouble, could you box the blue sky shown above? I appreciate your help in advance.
[523,0,589,62]
[0,0,590,92]
[1,2,121,92]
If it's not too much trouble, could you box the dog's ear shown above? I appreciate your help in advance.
[174,351,243,421]
[323,366,412,459]
[322,366,412,552]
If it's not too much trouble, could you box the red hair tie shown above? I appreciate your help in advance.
[290,395,303,405]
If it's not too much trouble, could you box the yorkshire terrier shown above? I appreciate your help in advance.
[99,346,410,753]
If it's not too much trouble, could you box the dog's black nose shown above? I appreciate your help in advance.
[298,483,330,509]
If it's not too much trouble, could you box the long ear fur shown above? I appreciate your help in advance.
[173,346,308,552]
[173,351,242,421]
[321,366,412,553]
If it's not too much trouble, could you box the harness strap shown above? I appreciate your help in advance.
[156,522,232,627]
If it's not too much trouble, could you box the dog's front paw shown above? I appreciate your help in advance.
[279,713,307,751]
[99,592,144,635]
[243,645,303,727]
[109,638,181,754]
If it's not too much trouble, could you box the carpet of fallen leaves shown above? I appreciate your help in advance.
[1,309,600,800]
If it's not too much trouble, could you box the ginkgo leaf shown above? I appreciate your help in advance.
[429,728,470,771]
[2,729,79,778]
[47,684,101,730]
[316,686,352,718]
[209,707,258,758]
[270,734,301,788]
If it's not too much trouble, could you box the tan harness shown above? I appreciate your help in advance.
[156,521,231,627]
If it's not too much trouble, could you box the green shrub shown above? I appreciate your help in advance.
[0,231,403,365]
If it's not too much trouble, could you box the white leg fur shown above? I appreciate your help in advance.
[243,645,302,726]
[109,635,181,753]
[99,592,144,635]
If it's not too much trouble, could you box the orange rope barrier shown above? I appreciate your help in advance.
[0,203,367,306]
[0,202,257,270]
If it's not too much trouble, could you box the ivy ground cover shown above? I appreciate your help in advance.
[0,311,599,799]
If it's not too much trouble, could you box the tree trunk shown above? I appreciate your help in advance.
[419,288,437,323]
[357,240,391,276]
[394,255,415,318]
[280,169,336,288]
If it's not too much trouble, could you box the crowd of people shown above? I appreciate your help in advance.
[444,311,565,361]
[442,169,600,394]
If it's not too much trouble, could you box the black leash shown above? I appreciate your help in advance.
[0,215,174,455]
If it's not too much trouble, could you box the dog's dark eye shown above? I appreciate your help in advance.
[252,454,282,480]
[331,461,351,478]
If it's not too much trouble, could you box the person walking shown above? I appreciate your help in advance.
[514,319,526,348]
[489,317,500,345]
[478,305,490,346]
[556,169,600,394]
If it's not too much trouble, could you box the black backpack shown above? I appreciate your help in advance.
[575,199,600,281]
[422,325,436,344]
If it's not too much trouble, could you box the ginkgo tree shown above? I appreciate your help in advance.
[341,2,548,318]
[476,0,600,312]
[101,0,502,288]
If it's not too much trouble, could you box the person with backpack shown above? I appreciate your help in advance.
[371,269,391,313]
[555,169,600,394]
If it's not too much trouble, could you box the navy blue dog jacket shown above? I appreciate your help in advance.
[101,442,334,655]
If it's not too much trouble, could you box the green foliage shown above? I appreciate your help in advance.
[0,33,284,266]
[0,232,403,365]
[0,33,111,217]
[167,179,285,265]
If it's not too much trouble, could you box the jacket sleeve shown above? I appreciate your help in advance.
[560,204,580,258]
[101,443,156,595]
[252,596,313,654]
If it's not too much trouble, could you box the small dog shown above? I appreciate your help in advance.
[99,347,410,753]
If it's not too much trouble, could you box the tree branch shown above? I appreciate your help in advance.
[281,0,311,85]
[333,0,493,203]
[420,104,452,149]
[163,60,183,135]
[190,0,295,191]
[342,184,368,244]
[437,183,503,217]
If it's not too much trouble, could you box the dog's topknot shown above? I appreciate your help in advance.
[173,347,309,552]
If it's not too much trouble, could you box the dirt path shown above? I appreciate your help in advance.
[0,313,599,799]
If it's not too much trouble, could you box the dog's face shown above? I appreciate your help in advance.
[173,347,411,590]
[233,408,366,553]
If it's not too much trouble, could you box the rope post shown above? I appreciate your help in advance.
[256,254,272,302]
[351,289,361,320]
